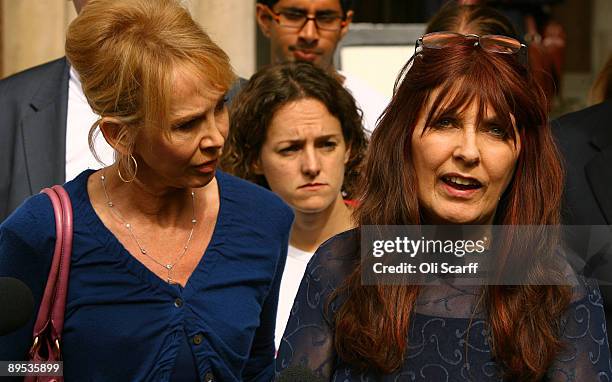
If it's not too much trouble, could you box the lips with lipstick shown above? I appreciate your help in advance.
[195,158,218,173]
[441,175,483,191]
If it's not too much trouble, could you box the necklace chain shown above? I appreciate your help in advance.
[100,173,197,284]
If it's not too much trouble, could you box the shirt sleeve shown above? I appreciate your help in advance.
[0,205,54,362]
[275,231,357,380]
[242,214,292,381]
[547,277,612,381]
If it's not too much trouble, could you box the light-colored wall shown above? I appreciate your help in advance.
[0,0,256,79]
[1,0,76,77]
[592,0,612,75]
[186,0,255,79]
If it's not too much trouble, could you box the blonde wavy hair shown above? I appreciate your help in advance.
[65,0,235,179]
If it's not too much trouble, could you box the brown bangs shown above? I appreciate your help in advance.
[422,75,518,143]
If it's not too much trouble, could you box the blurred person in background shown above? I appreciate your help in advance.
[0,1,293,380]
[554,70,612,348]
[588,53,612,105]
[0,0,114,223]
[276,29,611,380]
[426,0,567,111]
[255,0,389,135]
[426,1,519,37]
[222,61,367,351]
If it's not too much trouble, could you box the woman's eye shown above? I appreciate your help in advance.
[321,141,338,150]
[214,97,227,113]
[175,119,197,131]
[280,145,300,154]
[486,125,509,139]
[434,117,456,129]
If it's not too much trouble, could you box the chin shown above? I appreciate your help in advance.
[292,198,335,214]
[429,207,483,225]
[188,172,216,188]
[441,216,479,225]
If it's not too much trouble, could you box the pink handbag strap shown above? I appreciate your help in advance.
[31,185,73,358]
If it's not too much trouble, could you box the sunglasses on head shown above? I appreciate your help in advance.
[416,32,528,64]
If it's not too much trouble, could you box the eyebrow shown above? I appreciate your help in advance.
[276,134,342,145]
[171,112,206,127]
[280,6,342,15]
[170,94,227,127]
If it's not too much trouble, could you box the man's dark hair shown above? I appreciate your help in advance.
[257,0,354,16]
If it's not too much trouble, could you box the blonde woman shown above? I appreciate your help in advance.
[0,1,292,380]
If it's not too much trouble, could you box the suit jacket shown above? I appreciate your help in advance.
[553,99,612,344]
[0,58,69,222]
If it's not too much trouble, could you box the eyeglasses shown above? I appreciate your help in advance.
[265,6,347,32]
[416,32,527,56]
[415,32,528,67]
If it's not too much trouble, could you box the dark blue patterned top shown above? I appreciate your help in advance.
[0,169,293,381]
[276,229,612,381]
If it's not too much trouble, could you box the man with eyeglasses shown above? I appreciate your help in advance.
[255,0,388,135]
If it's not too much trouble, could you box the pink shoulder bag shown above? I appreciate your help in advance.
[26,185,73,382]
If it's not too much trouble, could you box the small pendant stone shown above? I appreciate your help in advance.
[141,249,146,254]
[165,264,172,270]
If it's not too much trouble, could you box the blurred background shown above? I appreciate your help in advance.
[1,0,610,117]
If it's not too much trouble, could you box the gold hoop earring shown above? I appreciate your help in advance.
[118,154,138,183]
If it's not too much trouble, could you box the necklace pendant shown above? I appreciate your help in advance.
[165,264,173,270]
[140,248,146,254]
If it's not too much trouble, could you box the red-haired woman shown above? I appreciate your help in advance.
[276,32,612,381]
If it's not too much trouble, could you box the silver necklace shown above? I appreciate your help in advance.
[100,173,197,284]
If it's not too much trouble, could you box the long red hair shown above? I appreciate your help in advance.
[333,43,571,380]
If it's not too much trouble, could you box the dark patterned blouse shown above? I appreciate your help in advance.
[276,229,612,381]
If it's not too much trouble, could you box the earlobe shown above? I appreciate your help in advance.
[251,157,264,175]
[256,4,272,38]
[99,117,129,155]
[344,147,351,165]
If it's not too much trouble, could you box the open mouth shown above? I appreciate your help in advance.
[441,175,482,191]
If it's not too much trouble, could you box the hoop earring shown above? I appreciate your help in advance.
[118,154,138,183]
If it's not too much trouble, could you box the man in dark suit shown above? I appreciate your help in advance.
[0,58,69,221]
[553,99,612,345]
[0,0,92,222]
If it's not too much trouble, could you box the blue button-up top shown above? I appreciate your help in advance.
[0,170,293,381]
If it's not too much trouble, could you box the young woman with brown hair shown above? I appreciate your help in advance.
[276,31,611,381]
[222,61,367,351]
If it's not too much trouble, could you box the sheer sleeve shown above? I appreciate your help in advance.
[275,229,358,380]
[547,276,612,381]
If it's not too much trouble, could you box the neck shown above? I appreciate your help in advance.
[290,194,354,252]
[100,165,205,225]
